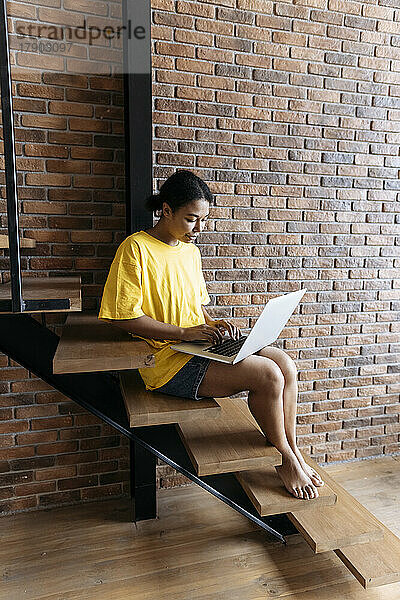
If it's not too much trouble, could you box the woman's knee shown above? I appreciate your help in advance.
[281,354,297,383]
[257,347,297,384]
[250,357,285,394]
[198,355,284,398]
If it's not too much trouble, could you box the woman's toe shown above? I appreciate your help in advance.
[311,472,324,486]
[305,485,315,499]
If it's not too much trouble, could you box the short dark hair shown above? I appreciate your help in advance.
[145,170,214,216]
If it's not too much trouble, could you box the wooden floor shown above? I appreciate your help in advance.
[1,456,399,600]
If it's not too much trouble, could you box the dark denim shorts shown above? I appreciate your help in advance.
[155,355,212,401]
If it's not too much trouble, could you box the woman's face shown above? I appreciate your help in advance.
[164,198,210,244]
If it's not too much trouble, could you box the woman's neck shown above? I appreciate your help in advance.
[145,224,179,247]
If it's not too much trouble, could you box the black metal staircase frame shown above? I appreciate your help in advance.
[0,314,296,542]
[0,0,296,543]
[123,0,153,237]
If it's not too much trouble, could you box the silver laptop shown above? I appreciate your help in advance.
[170,288,306,365]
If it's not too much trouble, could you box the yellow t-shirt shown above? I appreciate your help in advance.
[98,230,211,391]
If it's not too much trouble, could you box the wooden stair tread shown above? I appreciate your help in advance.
[53,313,156,374]
[231,406,399,588]
[288,458,384,554]
[309,459,400,588]
[335,527,400,589]
[235,466,337,517]
[0,276,81,314]
[176,398,282,476]
[120,369,221,427]
[233,400,390,567]
[0,234,36,248]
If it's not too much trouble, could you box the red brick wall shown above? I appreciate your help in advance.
[0,0,399,514]
[151,0,400,465]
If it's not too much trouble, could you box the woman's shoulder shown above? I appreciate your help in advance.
[118,231,201,260]
[125,231,146,242]
[112,232,145,263]
[124,230,168,247]
[119,231,148,250]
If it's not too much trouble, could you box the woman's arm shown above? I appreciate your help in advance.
[201,305,241,340]
[201,305,215,326]
[101,314,223,344]
[101,315,185,341]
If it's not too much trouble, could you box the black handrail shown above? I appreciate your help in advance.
[0,0,71,314]
[0,0,23,312]
[123,0,153,236]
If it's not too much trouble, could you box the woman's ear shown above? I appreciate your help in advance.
[162,202,173,219]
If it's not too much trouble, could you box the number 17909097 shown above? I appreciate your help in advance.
[19,41,72,53]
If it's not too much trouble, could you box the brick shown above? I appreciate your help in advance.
[256,12,291,28]
[0,420,29,434]
[0,497,38,514]
[17,83,64,99]
[38,490,80,507]
[195,17,233,35]
[176,58,214,74]
[56,451,98,466]
[15,482,56,497]
[30,416,73,431]
[78,460,116,475]
[0,447,35,461]
[21,114,67,130]
[17,431,58,445]
[81,483,122,500]
[176,1,214,17]
[58,475,98,490]
[42,73,87,88]
[156,41,195,58]
[273,31,307,46]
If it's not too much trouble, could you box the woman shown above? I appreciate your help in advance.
[99,170,324,500]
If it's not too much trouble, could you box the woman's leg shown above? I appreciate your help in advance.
[256,346,323,487]
[197,355,318,499]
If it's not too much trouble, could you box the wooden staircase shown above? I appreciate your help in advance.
[121,371,400,590]
[52,313,400,590]
[0,276,82,314]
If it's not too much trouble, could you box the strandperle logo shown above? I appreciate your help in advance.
[16,18,146,46]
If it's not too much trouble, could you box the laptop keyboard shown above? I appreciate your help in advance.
[205,335,247,357]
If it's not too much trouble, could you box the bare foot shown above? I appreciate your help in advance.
[275,453,319,500]
[293,448,324,487]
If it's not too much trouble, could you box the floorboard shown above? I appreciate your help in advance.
[0,456,399,599]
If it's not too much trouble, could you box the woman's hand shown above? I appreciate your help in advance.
[208,319,241,341]
[180,324,224,345]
